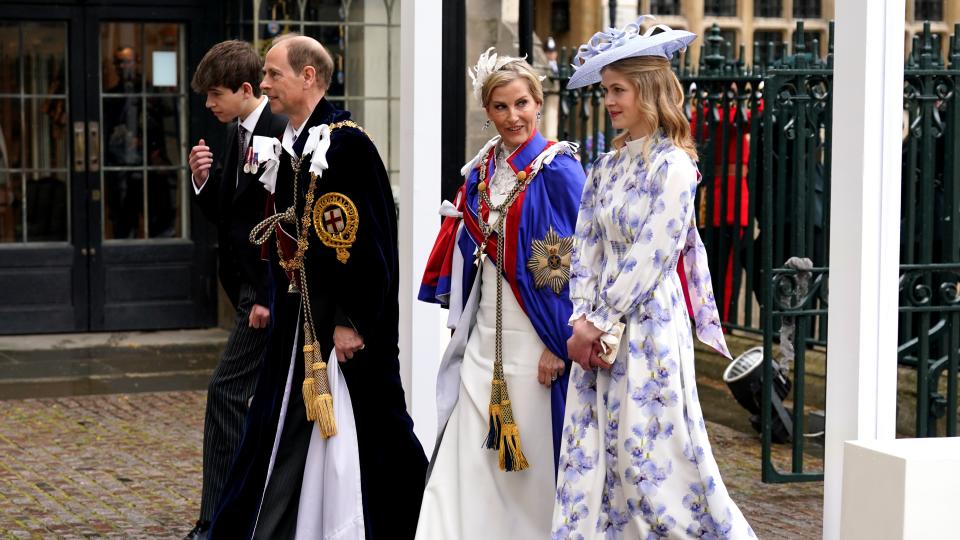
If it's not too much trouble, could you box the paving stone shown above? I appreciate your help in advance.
[0,391,823,538]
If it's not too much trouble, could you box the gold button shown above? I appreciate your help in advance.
[517,170,527,181]
[478,181,487,192]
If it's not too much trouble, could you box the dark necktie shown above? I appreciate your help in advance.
[238,124,248,166]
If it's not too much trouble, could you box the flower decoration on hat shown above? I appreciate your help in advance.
[467,47,547,106]
[567,15,697,89]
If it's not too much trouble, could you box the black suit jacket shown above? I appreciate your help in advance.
[194,102,287,308]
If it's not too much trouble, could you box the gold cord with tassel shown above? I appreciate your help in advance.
[296,169,337,438]
[477,148,536,472]
[250,121,370,439]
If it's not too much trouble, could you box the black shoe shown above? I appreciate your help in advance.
[184,520,210,540]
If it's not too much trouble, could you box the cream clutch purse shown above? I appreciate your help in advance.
[598,321,626,364]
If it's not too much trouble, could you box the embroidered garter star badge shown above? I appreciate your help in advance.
[526,225,573,294]
[312,192,359,264]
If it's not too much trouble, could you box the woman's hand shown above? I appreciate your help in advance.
[537,347,566,387]
[567,316,606,371]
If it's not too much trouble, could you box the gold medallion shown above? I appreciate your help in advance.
[526,226,573,295]
[312,192,359,264]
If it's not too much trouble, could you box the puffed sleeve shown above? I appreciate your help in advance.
[585,151,697,334]
[567,156,605,325]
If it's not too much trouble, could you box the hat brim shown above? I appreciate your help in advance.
[567,30,696,89]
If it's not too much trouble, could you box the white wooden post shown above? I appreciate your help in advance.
[399,0,446,448]
[823,1,904,538]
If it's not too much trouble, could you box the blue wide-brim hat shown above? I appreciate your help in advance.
[567,15,696,89]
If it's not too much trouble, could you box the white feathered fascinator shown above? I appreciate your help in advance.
[467,47,544,105]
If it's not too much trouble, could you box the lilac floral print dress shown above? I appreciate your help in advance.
[552,134,755,539]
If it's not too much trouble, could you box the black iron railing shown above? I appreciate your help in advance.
[546,20,960,482]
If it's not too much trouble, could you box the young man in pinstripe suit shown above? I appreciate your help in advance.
[184,40,287,540]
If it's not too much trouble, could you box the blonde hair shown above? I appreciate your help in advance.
[603,56,697,161]
[480,60,544,108]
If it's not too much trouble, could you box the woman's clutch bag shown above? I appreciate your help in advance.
[598,321,626,365]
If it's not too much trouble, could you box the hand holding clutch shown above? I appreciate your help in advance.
[598,321,626,365]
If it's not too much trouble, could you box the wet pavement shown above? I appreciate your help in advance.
[0,331,824,539]
[0,331,224,400]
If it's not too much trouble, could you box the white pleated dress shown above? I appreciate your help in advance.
[415,148,556,540]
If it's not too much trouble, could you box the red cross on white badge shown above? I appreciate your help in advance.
[323,207,345,234]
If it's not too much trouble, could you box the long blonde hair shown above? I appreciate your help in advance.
[603,56,697,161]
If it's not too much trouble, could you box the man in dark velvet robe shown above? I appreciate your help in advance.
[210,34,427,540]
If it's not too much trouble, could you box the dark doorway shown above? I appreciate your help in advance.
[0,2,220,334]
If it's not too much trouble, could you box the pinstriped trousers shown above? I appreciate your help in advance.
[199,283,270,522]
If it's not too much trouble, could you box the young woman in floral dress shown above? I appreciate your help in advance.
[552,17,756,539]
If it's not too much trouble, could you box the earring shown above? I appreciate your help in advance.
[483,119,490,131]
[536,111,542,123]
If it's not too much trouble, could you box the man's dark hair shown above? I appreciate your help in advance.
[191,40,263,96]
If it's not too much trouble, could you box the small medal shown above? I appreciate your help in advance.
[243,146,255,173]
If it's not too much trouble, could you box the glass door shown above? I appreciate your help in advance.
[85,7,210,331]
[0,9,88,334]
[0,3,217,334]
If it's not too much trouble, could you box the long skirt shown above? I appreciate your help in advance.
[551,272,755,539]
[416,260,556,540]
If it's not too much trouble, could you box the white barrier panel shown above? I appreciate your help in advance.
[841,437,960,540]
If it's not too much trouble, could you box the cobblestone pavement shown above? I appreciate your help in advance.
[0,392,823,539]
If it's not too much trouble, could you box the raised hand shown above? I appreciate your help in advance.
[189,138,214,186]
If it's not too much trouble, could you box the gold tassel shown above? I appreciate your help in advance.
[498,421,529,472]
[485,402,502,449]
[485,378,505,449]
[314,393,337,438]
[496,399,528,472]
[302,377,318,421]
[309,359,337,438]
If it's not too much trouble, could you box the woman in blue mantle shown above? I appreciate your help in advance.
[416,50,586,539]
[552,17,755,539]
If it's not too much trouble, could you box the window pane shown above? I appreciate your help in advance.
[720,29,737,50]
[0,97,23,169]
[306,0,347,21]
[147,170,180,238]
[144,24,182,93]
[102,96,144,167]
[915,0,944,21]
[795,30,822,53]
[24,98,68,170]
[22,22,66,96]
[0,23,20,94]
[793,0,821,18]
[753,30,784,63]
[146,96,182,167]
[650,0,681,16]
[304,25,346,97]
[705,0,737,17]
[101,23,144,94]
[347,0,388,24]
[346,25,392,99]
[754,0,783,17]
[25,171,67,242]
[104,170,145,239]
[0,172,22,242]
